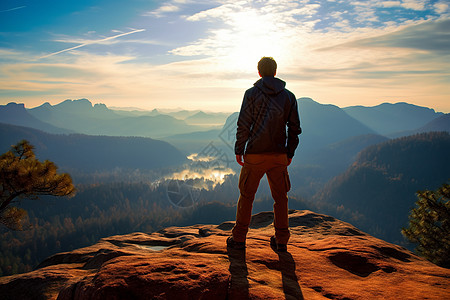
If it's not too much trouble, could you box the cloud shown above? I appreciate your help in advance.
[0,49,27,61]
[0,6,26,13]
[343,19,450,53]
[379,1,402,8]
[352,0,426,11]
[401,0,427,11]
[144,2,183,18]
[434,1,449,14]
[38,29,146,59]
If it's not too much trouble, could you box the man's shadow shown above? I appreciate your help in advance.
[227,247,250,299]
[277,251,304,300]
[227,247,303,300]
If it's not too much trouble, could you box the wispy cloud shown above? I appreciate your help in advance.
[144,2,182,18]
[0,6,26,13]
[38,29,146,59]
[401,0,427,11]
[342,19,450,53]
[434,1,449,14]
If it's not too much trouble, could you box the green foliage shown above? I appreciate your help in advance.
[402,183,450,268]
[0,140,75,230]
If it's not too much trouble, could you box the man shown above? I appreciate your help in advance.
[227,57,302,252]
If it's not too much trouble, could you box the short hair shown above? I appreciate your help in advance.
[258,57,277,77]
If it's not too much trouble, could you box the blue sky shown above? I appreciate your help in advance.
[1,0,449,112]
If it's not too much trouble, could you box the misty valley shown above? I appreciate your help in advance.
[0,98,449,276]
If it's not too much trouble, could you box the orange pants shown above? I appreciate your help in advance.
[232,153,291,244]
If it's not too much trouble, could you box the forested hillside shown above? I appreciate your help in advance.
[313,132,450,244]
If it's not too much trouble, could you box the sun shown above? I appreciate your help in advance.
[218,10,286,73]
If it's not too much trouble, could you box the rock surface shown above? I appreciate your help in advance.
[0,210,449,299]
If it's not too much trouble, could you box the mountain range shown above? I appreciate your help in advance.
[0,122,187,173]
[343,102,444,135]
[298,98,376,152]
[1,98,447,149]
[1,97,448,188]
[23,99,216,138]
[0,102,73,134]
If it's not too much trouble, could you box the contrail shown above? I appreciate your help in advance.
[39,28,146,59]
[0,6,26,13]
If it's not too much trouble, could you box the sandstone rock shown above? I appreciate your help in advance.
[0,210,449,299]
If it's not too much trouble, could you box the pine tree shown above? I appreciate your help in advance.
[402,183,450,268]
[0,140,75,230]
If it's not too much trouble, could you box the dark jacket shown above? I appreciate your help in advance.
[235,76,302,158]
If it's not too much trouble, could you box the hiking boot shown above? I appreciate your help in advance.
[270,236,287,252]
[227,236,246,250]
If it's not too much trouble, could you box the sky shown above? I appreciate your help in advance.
[0,0,449,112]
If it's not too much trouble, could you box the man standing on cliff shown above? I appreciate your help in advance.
[227,57,302,252]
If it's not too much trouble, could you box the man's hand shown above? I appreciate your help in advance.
[287,157,292,166]
[236,155,244,166]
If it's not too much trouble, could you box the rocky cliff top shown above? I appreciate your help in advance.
[1,210,449,299]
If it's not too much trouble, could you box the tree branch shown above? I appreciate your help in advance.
[0,192,23,213]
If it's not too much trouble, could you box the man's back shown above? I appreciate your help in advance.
[235,76,301,158]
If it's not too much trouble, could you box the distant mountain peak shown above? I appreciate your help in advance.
[186,111,210,119]
[414,113,450,134]
[39,102,52,108]
[298,97,315,103]
[56,98,93,109]
[93,103,108,110]
[348,101,439,113]
[0,103,71,134]
[193,110,207,116]
[298,97,341,110]
[5,101,24,107]
[2,102,25,110]
[343,102,442,135]
[378,102,409,106]
[1,102,27,114]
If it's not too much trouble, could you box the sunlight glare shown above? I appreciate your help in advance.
[221,10,285,73]
[166,167,235,188]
